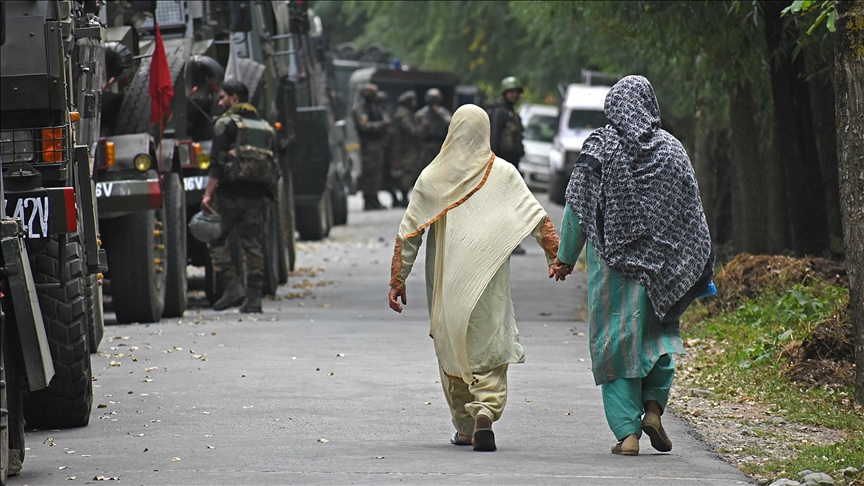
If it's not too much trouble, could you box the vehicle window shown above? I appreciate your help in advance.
[567,109,608,130]
[523,115,558,143]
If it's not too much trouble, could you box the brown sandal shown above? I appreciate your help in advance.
[610,435,639,455]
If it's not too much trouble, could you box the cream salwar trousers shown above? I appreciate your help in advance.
[439,364,508,436]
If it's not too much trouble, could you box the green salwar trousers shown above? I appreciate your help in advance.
[600,354,675,441]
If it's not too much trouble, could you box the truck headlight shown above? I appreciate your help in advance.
[196,152,210,170]
[134,153,152,171]
[0,129,36,162]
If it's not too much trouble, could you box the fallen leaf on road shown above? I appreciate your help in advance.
[81,454,90,457]
[375,456,385,459]
[145,367,157,372]
[319,303,330,308]
[97,404,107,408]
[66,475,76,480]
[525,399,532,402]
[174,346,183,351]
[143,448,149,452]
[336,353,344,357]
[120,336,130,340]
[203,411,210,415]
[291,357,297,360]
[172,457,181,462]
[578,358,585,362]
[65,450,74,454]
[206,445,214,449]
[242,405,254,409]
[424,402,431,405]
[59,466,67,470]
[211,331,217,335]
[93,475,120,481]
[539,312,551,316]
[328,372,334,376]
[317,438,329,443]
[109,361,121,367]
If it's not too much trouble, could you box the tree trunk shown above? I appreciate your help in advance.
[834,0,864,406]
[727,81,780,254]
[804,42,844,256]
[762,0,830,256]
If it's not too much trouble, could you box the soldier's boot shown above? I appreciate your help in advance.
[240,286,263,313]
[213,278,246,310]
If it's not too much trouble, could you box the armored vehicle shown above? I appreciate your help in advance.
[1,0,107,479]
[95,0,191,322]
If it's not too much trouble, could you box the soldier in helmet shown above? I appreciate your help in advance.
[488,76,525,168]
[376,90,400,207]
[415,88,452,171]
[489,76,527,254]
[353,83,390,210]
[202,79,280,312]
[390,90,425,206]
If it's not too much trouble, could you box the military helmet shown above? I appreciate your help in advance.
[188,210,223,243]
[500,76,524,95]
[425,88,442,105]
[361,83,378,100]
[398,90,417,105]
[375,91,388,103]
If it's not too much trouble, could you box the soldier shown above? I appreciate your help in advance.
[353,83,389,210]
[390,90,425,206]
[488,76,525,168]
[201,80,280,313]
[489,76,527,254]
[376,90,400,207]
[415,88,452,171]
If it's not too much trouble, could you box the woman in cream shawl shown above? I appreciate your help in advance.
[388,104,560,451]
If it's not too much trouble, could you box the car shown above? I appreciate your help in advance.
[518,103,559,191]
[548,84,611,205]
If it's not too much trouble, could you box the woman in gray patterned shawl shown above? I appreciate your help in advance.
[551,75,713,456]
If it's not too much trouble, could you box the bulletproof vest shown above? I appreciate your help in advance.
[220,114,281,185]
[498,108,524,155]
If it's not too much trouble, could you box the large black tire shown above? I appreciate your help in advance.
[114,45,186,136]
[84,273,104,354]
[103,210,166,323]
[295,187,332,241]
[330,176,348,226]
[230,58,266,107]
[262,200,280,296]
[25,237,93,429]
[1,313,9,485]
[162,173,188,317]
[276,177,293,284]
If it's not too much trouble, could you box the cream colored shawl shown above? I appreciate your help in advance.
[397,104,546,383]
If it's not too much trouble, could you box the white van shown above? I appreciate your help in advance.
[547,84,611,205]
[518,103,559,191]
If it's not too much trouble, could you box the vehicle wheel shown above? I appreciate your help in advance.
[262,200,280,296]
[547,169,567,206]
[330,175,348,226]
[276,177,294,284]
[284,171,297,272]
[231,58,266,107]
[103,210,167,323]
[295,187,332,241]
[162,172,188,317]
[114,44,186,135]
[84,273,104,354]
[25,236,93,429]
[1,315,26,483]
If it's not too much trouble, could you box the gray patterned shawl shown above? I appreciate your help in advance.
[565,75,711,321]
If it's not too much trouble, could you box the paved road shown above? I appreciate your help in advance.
[10,193,750,485]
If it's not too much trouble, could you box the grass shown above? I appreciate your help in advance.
[680,283,862,478]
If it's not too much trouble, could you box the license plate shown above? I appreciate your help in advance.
[4,193,50,239]
[184,175,208,192]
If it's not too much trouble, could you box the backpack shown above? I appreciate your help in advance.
[220,114,281,185]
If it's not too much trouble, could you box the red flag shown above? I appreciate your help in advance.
[148,22,174,125]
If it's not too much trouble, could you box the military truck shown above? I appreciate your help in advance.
[1,0,107,479]
[95,0,191,322]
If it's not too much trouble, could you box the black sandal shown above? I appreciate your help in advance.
[450,432,472,446]
[472,428,496,451]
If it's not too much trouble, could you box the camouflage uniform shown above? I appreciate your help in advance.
[488,97,525,167]
[415,103,451,170]
[391,103,425,195]
[208,103,276,300]
[353,95,389,209]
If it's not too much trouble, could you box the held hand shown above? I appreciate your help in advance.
[201,195,214,215]
[549,258,574,282]
[389,287,407,313]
